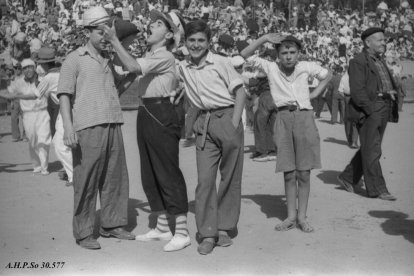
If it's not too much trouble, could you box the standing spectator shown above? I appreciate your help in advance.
[178,20,247,255]
[329,67,345,124]
[241,34,332,233]
[0,59,51,175]
[58,7,135,250]
[104,11,191,252]
[338,67,359,148]
[338,28,399,201]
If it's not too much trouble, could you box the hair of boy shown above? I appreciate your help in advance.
[184,20,211,41]
[275,41,300,52]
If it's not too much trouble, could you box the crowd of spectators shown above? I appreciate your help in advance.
[1,0,413,69]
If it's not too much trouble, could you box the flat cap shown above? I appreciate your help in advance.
[361,27,384,41]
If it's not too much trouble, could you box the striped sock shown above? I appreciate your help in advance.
[155,213,170,233]
[174,214,188,237]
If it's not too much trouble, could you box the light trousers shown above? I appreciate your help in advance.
[22,109,51,171]
[53,114,73,182]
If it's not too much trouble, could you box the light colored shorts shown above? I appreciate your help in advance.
[273,109,321,173]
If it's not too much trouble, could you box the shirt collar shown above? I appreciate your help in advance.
[78,44,110,60]
[185,51,214,68]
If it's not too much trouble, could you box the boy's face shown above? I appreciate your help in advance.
[147,19,171,46]
[186,32,209,62]
[278,43,299,70]
[88,28,108,52]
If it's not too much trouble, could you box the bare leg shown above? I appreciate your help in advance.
[296,170,314,232]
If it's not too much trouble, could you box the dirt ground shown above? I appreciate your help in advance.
[0,104,413,276]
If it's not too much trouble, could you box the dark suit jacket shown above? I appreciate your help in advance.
[348,50,399,123]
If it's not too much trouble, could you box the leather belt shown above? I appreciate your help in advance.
[142,97,171,105]
[278,105,299,112]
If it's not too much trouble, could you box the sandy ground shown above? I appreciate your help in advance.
[0,104,413,276]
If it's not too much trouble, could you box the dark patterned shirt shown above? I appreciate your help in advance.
[370,55,393,94]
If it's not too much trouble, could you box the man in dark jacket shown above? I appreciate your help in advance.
[338,27,399,201]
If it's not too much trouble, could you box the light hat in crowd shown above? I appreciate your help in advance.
[36,47,57,63]
[82,6,111,27]
[21,59,36,68]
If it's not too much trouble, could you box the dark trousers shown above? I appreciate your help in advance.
[254,90,277,154]
[193,107,244,238]
[312,93,332,118]
[340,101,390,197]
[344,96,359,146]
[137,102,188,215]
[331,94,345,124]
[72,124,129,240]
[47,97,60,137]
[11,100,24,140]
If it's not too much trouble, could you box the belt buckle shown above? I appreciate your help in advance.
[289,105,297,111]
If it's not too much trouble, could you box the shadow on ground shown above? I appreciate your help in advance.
[0,162,32,173]
[48,161,63,173]
[93,198,149,237]
[316,170,367,197]
[323,137,349,146]
[242,194,286,220]
[368,210,414,244]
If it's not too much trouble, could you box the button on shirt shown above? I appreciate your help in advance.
[136,46,177,98]
[178,51,244,110]
[246,57,329,109]
[57,45,123,131]
[8,76,48,112]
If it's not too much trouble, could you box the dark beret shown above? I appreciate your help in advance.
[236,40,249,53]
[361,27,384,41]
[218,34,234,47]
[277,35,302,49]
[114,19,139,41]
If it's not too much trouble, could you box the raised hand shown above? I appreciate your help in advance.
[265,33,286,44]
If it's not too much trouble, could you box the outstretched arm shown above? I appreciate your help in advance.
[102,25,143,74]
[240,33,285,59]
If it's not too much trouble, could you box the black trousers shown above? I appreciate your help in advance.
[253,90,277,154]
[340,100,390,197]
[137,101,188,215]
[47,97,59,137]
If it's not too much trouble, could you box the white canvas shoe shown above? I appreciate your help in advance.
[163,235,191,252]
[135,229,173,241]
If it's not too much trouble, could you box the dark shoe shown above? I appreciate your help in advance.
[76,236,101,250]
[58,171,68,181]
[197,239,215,255]
[100,227,135,240]
[216,234,233,247]
[337,175,355,193]
[378,193,397,201]
[249,152,262,159]
[253,154,270,162]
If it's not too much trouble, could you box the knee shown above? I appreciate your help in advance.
[296,170,310,185]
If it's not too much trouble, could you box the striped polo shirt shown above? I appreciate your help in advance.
[57,45,123,131]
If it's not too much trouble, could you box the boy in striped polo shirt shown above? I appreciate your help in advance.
[57,7,136,250]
